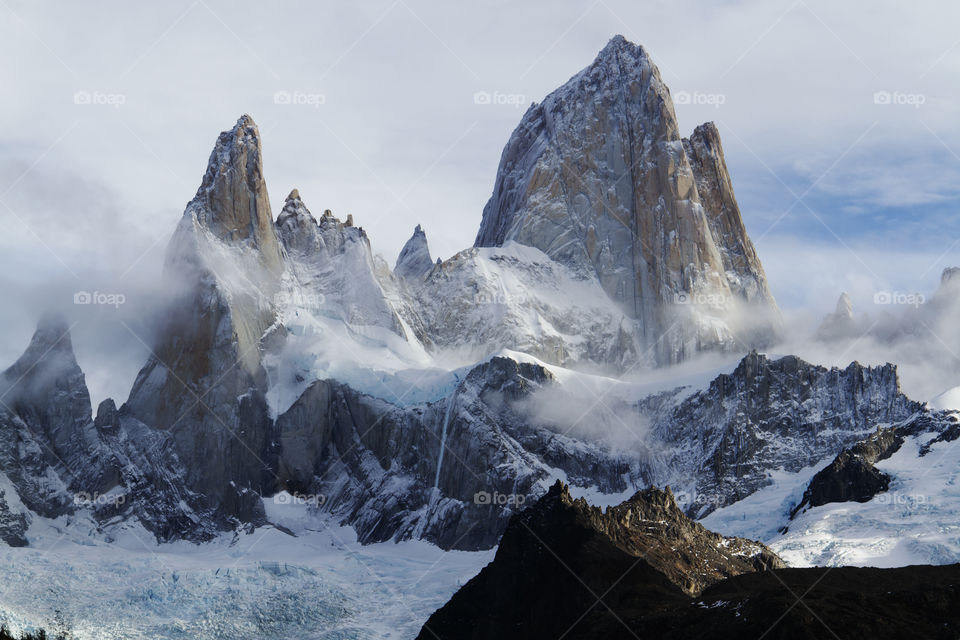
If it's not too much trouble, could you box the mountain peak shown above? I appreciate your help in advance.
[2,312,91,444]
[186,114,283,273]
[8,312,77,373]
[836,292,854,316]
[941,266,960,287]
[595,34,645,62]
[474,35,778,364]
[394,224,433,280]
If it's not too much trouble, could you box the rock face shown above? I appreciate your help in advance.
[789,426,903,519]
[273,356,632,550]
[420,487,960,640]
[394,224,434,280]
[125,114,279,518]
[417,481,783,639]
[645,352,920,517]
[475,35,779,364]
[0,315,217,544]
[189,114,284,274]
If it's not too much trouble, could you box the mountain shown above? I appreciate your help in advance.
[475,35,780,365]
[125,114,280,523]
[394,224,434,280]
[419,482,960,640]
[702,407,960,567]
[0,40,939,558]
[1,33,955,639]
[0,314,219,546]
[814,292,862,341]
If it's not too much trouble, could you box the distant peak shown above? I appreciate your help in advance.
[597,34,637,57]
[836,292,853,314]
[941,267,960,287]
[3,312,81,382]
[35,311,71,338]
[286,188,301,202]
[395,223,433,280]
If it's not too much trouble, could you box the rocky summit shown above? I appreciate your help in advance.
[418,483,960,640]
[475,35,780,365]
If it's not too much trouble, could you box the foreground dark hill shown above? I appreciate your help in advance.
[419,482,960,640]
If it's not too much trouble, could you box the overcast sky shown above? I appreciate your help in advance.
[2,0,960,401]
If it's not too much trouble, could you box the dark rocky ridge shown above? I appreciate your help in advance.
[790,426,903,518]
[0,315,224,545]
[646,351,921,518]
[419,483,960,640]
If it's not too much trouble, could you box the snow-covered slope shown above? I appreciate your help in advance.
[703,410,960,567]
[410,242,638,370]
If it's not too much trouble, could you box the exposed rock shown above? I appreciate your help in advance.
[125,114,280,516]
[417,481,784,639]
[189,113,283,274]
[789,426,903,519]
[273,356,630,550]
[0,315,217,542]
[475,35,779,365]
[647,351,920,517]
[420,480,960,640]
[0,488,29,547]
[394,224,434,280]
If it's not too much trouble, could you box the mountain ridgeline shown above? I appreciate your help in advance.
[0,36,939,557]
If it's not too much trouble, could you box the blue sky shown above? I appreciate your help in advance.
[1,0,959,398]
